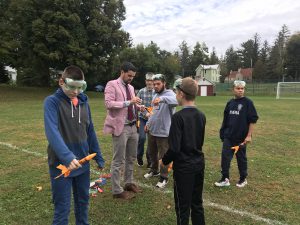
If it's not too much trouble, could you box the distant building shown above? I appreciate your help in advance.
[225,68,253,82]
[195,64,221,83]
[194,76,215,96]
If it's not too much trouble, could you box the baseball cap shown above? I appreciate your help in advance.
[176,77,198,97]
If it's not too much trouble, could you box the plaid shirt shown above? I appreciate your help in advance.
[137,87,155,120]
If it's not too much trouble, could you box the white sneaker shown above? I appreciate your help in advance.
[214,178,230,187]
[156,177,168,188]
[144,171,160,179]
[236,179,247,188]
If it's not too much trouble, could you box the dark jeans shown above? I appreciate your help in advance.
[221,138,248,179]
[174,170,205,225]
[136,118,150,164]
[50,169,90,225]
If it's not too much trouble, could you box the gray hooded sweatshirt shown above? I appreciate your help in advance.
[147,89,178,137]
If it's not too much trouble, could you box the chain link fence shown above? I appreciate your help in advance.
[215,79,300,96]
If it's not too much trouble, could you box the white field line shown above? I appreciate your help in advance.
[0,141,288,225]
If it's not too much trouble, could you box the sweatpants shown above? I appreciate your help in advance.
[173,170,205,225]
[221,138,248,179]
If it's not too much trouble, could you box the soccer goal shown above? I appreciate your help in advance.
[276,82,300,99]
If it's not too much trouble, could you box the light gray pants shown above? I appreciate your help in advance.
[111,125,138,194]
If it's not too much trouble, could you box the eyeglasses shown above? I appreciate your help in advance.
[63,78,87,92]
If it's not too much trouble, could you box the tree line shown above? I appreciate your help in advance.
[1,0,299,88]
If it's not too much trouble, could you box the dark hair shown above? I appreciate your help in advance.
[61,65,84,80]
[120,62,137,73]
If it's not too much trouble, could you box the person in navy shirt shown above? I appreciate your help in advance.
[215,80,258,188]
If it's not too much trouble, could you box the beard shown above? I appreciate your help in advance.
[155,86,165,94]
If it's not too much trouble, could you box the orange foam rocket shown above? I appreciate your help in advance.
[55,153,97,179]
[145,106,153,115]
[168,162,173,172]
[231,143,245,154]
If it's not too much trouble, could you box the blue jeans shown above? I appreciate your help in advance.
[50,169,90,225]
[137,118,150,163]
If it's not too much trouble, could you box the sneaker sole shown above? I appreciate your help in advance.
[236,183,247,188]
[144,173,160,179]
[214,183,230,187]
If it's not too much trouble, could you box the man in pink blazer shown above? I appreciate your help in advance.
[103,62,143,200]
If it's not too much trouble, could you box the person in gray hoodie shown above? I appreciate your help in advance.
[144,74,178,188]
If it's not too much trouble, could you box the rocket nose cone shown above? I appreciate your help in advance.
[86,153,97,160]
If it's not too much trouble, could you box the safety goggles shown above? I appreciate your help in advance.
[63,78,87,92]
[152,74,166,81]
[173,78,182,89]
[233,80,246,87]
[176,84,194,96]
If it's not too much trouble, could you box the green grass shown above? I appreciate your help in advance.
[0,85,299,225]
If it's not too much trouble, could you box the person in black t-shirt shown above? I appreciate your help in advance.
[161,77,206,225]
[215,80,259,188]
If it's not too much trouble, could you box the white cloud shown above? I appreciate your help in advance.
[122,0,300,56]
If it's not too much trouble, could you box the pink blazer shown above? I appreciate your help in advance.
[103,77,137,136]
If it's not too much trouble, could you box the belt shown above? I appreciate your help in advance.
[125,121,136,126]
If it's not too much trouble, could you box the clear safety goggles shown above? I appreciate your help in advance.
[63,78,87,92]
[233,80,246,87]
[173,78,182,89]
[152,74,166,81]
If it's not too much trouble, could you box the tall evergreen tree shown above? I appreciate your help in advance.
[239,33,260,69]
[225,45,242,72]
[286,32,300,80]
[266,24,290,81]
[189,42,208,75]
[178,41,191,77]
[209,47,219,64]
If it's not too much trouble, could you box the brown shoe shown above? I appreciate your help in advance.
[124,183,142,193]
[113,191,135,200]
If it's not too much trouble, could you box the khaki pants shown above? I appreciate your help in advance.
[111,125,138,195]
[148,134,169,178]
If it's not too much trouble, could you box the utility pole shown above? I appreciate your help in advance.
[251,58,254,95]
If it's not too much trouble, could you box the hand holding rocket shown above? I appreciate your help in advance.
[55,153,97,179]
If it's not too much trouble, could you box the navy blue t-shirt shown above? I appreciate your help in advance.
[220,97,258,143]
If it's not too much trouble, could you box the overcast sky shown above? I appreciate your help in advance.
[122,0,300,56]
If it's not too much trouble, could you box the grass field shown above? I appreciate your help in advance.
[0,85,299,225]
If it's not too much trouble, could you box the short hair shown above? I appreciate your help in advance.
[153,74,166,82]
[120,62,137,73]
[176,77,198,100]
[61,65,84,80]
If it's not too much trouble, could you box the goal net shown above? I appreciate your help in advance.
[276,82,300,99]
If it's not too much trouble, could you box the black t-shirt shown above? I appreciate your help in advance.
[220,97,258,143]
[162,107,206,173]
